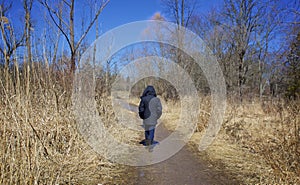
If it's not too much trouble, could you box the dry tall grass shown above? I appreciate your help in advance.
[1,59,299,184]
[161,96,299,184]
[202,98,299,184]
[0,63,136,184]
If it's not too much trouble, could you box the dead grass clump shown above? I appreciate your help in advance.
[257,100,299,183]
[162,95,299,184]
[95,94,140,145]
[219,98,300,184]
[0,94,134,184]
[159,98,180,131]
[196,96,212,132]
[0,65,137,184]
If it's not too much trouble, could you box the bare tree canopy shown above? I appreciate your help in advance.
[38,0,110,73]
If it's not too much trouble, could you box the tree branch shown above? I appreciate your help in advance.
[75,0,110,51]
[40,0,73,53]
[62,0,71,8]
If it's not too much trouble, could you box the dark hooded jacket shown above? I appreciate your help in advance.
[138,86,162,125]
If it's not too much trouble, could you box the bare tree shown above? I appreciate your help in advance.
[254,3,281,99]
[161,0,197,28]
[39,0,110,73]
[190,0,286,100]
[210,0,283,100]
[283,30,300,99]
[279,0,300,99]
[23,0,34,99]
[23,0,34,63]
[190,10,236,92]
[161,0,205,94]
[0,1,25,90]
[223,0,259,99]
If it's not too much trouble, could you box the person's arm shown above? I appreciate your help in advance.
[156,98,162,119]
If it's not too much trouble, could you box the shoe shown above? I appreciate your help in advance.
[145,139,151,146]
[139,139,146,145]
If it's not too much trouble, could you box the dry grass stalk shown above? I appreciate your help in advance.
[0,60,137,184]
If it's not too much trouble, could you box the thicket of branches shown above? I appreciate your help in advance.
[156,0,299,100]
[0,0,299,100]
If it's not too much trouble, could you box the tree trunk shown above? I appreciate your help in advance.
[70,0,75,73]
[238,53,244,101]
[70,52,76,73]
[25,9,32,63]
[5,55,9,91]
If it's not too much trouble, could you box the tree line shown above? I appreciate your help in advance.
[0,0,299,101]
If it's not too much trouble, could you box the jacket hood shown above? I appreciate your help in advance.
[141,86,157,98]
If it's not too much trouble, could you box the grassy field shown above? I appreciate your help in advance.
[0,64,299,184]
[0,67,139,184]
[160,96,300,184]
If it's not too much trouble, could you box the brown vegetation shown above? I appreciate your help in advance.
[0,64,136,184]
[0,0,299,184]
[162,96,300,184]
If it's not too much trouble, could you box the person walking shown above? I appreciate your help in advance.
[138,86,162,149]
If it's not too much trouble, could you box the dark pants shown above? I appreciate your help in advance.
[144,125,155,145]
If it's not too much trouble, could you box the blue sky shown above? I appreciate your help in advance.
[100,0,161,32]
[9,0,223,31]
[99,0,223,32]
[1,0,224,60]
[4,0,295,38]
[92,0,223,43]
[3,0,295,57]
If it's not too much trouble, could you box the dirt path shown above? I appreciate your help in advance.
[131,123,238,185]
[118,100,237,185]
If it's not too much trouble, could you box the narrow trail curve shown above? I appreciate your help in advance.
[119,100,238,185]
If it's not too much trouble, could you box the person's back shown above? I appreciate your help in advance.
[138,86,162,147]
